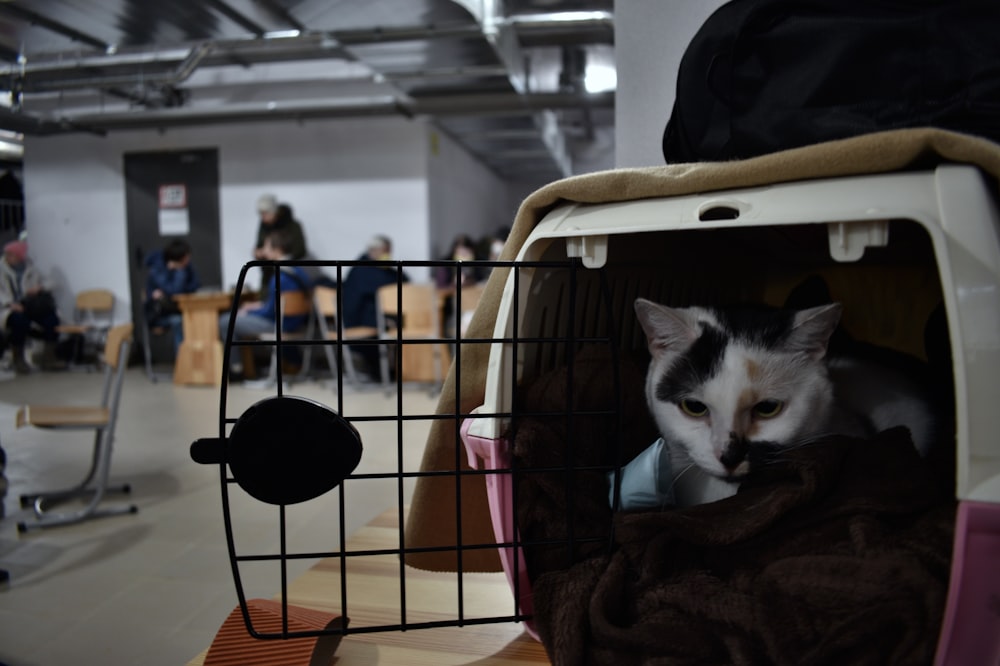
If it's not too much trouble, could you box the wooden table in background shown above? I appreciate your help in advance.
[186,508,549,665]
[173,292,232,386]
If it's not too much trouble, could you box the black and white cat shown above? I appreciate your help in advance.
[633,298,938,507]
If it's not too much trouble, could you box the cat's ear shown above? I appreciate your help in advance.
[787,303,842,360]
[634,298,701,359]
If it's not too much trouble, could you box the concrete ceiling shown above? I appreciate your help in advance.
[0,0,615,184]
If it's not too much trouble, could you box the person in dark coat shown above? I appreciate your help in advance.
[144,239,200,351]
[253,195,307,292]
[340,235,408,377]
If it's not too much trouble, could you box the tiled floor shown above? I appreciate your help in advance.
[0,365,442,666]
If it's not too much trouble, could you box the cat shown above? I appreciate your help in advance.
[633,298,938,507]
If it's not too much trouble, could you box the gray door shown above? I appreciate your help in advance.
[124,148,221,364]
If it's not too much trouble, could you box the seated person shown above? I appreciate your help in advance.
[433,233,481,291]
[144,239,200,352]
[0,240,63,373]
[341,235,408,377]
[434,233,482,336]
[220,227,311,378]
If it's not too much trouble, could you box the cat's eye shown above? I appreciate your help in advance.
[753,399,784,418]
[680,399,709,417]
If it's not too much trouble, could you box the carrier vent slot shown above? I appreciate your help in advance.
[699,204,741,221]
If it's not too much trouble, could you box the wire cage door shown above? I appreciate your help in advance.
[189,256,623,645]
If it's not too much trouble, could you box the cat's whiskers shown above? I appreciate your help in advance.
[750,432,840,467]
[670,460,700,485]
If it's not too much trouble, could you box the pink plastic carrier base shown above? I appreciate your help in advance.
[934,500,1000,665]
[460,417,540,641]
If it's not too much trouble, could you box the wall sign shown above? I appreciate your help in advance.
[158,183,190,235]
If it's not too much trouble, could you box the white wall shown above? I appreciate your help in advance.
[427,129,518,259]
[23,116,430,319]
[615,0,727,168]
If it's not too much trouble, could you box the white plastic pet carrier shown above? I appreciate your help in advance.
[462,164,1000,664]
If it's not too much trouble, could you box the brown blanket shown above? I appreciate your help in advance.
[511,348,955,666]
[404,127,1000,573]
[530,434,954,666]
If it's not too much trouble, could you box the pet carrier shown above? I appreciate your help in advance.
[409,129,1000,665]
[191,128,1000,666]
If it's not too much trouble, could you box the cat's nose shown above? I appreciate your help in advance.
[720,439,749,472]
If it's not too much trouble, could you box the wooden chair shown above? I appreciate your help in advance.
[313,285,378,388]
[55,288,115,368]
[249,289,315,388]
[15,322,136,532]
[376,283,443,394]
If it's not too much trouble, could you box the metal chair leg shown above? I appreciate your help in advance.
[17,431,136,532]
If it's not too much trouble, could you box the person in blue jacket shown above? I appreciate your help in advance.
[144,239,200,352]
[219,226,311,378]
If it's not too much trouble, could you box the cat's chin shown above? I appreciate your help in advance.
[709,460,751,483]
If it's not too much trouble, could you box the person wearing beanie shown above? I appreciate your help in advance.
[252,194,307,292]
[0,240,65,373]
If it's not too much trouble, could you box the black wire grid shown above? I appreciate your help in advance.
[191,257,630,641]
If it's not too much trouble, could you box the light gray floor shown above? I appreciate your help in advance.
[0,366,443,666]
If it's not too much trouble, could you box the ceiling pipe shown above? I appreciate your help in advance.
[411,90,612,117]
[7,43,214,93]
[0,106,105,136]
[64,95,405,130]
[6,90,612,134]
[0,93,614,136]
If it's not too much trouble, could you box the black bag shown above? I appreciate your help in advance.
[662,0,1000,164]
[21,290,57,319]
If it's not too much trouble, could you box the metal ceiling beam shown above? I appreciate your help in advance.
[0,3,109,52]
[204,0,267,37]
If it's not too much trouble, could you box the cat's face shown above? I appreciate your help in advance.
[635,299,841,481]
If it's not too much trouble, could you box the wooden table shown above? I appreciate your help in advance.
[173,292,232,386]
[187,509,550,665]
